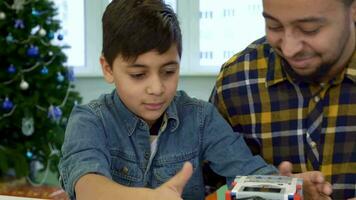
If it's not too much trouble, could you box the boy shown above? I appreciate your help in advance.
[58,0,332,200]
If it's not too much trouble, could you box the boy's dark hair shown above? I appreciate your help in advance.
[342,0,354,6]
[102,0,182,66]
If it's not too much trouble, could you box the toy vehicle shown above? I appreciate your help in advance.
[225,175,303,200]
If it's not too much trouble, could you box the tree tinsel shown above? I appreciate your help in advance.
[0,0,82,181]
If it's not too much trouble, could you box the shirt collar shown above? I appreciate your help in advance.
[265,48,356,87]
[164,94,180,132]
[113,90,180,136]
[265,48,288,87]
[344,49,356,83]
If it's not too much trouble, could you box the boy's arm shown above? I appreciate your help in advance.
[202,103,278,180]
[202,104,332,200]
[74,162,193,200]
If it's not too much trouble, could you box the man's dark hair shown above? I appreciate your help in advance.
[102,0,182,66]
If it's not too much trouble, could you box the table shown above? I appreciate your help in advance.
[0,179,68,200]
[1,179,227,200]
[206,185,228,200]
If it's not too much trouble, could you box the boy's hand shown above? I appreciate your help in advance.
[154,162,193,200]
[279,161,333,200]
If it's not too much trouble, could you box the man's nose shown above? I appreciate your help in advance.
[281,32,303,58]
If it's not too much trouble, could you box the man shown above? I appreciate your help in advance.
[210,0,356,199]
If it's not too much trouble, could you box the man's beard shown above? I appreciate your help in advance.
[281,58,334,84]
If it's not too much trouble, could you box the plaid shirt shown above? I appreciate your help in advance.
[210,37,356,199]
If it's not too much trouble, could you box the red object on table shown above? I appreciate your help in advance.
[0,181,69,200]
[206,192,218,200]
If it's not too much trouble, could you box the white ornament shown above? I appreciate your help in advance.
[0,12,5,20]
[39,28,47,37]
[20,79,29,90]
[31,25,40,35]
[22,117,34,136]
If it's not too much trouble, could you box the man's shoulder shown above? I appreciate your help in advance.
[222,36,274,72]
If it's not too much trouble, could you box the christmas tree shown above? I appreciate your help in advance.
[0,0,81,182]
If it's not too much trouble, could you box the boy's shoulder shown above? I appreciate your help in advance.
[73,91,115,115]
[174,90,209,106]
[173,90,216,113]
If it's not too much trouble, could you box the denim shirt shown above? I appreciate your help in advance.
[59,90,277,200]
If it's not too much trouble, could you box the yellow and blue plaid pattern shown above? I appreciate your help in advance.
[210,37,356,199]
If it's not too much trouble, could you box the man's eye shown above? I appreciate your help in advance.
[267,25,283,32]
[301,28,320,35]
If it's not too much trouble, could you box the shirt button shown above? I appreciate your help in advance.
[310,141,317,149]
[314,96,320,103]
[121,166,129,175]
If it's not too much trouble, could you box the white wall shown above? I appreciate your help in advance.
[74,76,217,104]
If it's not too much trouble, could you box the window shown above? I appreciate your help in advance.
[164,0,177,12]
[54,0,107,76]
[60,0,265,76]
[181,0,265,75]
[53,0,85,68]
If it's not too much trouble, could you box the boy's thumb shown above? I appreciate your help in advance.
[163,162,193,195]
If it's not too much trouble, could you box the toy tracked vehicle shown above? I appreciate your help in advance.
[225,175,303,200]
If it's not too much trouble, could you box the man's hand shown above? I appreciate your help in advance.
[153,162,193,200]
[279,161,333,200]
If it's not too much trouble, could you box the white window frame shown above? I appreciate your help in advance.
[72,0,265,77]
[178,0,202,76]
[74,0,223,77]
[72,0,107,77]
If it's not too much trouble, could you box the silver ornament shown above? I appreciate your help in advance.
[0,12,5,20]
[22,117,34,136]
[20,79,29,90]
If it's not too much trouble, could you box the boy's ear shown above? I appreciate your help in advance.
[351,1,356,22]
[100,55,114,83]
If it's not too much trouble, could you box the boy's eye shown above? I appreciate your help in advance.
[130,73,145,79]
[164,69,176,75]
[162,65,178,75]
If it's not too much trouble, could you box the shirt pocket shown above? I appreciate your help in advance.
[153,150,200,186]
[110,149,143,186]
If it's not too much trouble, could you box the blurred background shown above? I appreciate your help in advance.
[0,0,265,194]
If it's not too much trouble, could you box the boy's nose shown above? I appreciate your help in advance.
[146,77,164,95]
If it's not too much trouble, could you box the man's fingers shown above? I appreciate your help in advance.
[294,171,333,198]
[163,162,193,195]
[308,171,325,183]
[322,181,333,196]
[278,161,293,176]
